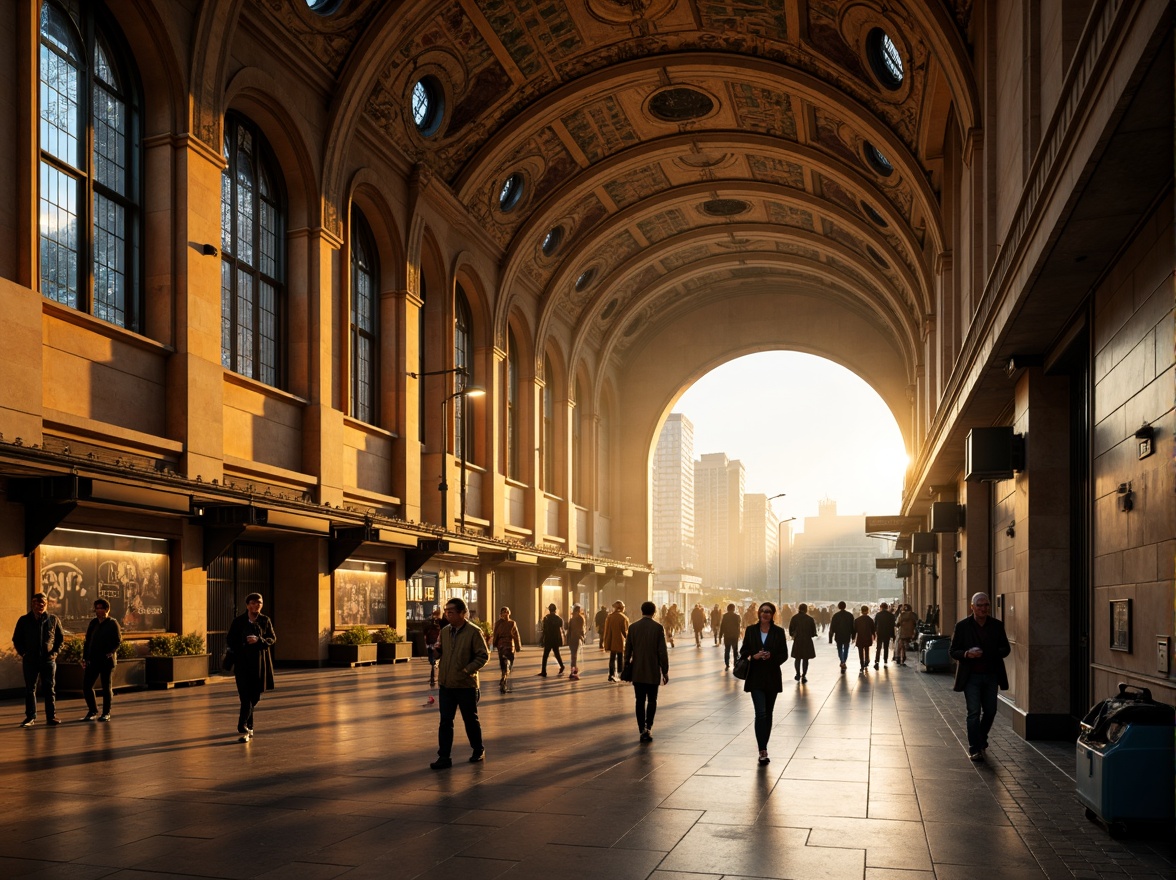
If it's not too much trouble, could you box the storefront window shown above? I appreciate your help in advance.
[406,572,439,621]
[40,528,169,634]
[334,560,388,628]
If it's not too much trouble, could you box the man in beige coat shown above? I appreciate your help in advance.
[601,601,629,682]
[431,597,489,770]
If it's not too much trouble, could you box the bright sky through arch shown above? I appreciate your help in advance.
[673,352,908,531]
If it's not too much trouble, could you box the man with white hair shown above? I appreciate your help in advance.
[949,592,1011,761]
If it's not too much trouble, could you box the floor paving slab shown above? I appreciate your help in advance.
[2,641,1173,879]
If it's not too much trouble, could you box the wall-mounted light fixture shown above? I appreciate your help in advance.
[1117,482,1134,512]
[1005,520,1015,538]
[1135,422,1155,460]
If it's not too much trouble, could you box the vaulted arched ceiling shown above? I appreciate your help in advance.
[254,0,977,439]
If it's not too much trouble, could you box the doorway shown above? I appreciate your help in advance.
[207,542,274,674]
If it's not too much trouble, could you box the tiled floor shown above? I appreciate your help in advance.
[2,639,1172,879]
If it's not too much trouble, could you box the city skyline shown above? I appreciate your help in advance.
[673,351,908,531]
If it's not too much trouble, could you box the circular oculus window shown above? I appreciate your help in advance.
[541,226,564,257]
[648,87,714,122]
[861,201,888,227]
[411,76,444,136]
[499,173,524,212]
[866,28,905,91]
[864,142,894,177]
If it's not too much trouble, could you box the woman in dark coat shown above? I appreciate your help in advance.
[739,602,789,765]
[226,592,276,742]
[788,602,817,683]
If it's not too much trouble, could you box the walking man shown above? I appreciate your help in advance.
[602,601,629,682]
[720,603,742,668]
[431,597,489,769]
[710,604,722,645]
[950,592,1010,761]
[13,592,64,727]
[595,606,608,649]
[690,603,707,648]
[874,602,896,668]
[537,603,565,676]
[895,603,918,666]
[828,600,854,673]
[624,601,669,742]
[81,598,122,721]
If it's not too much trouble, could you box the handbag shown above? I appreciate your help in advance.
[732,655,749,680]
[620,660,634,682]
[220,646,235,672]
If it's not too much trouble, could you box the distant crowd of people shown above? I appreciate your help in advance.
[14,589,1005,769]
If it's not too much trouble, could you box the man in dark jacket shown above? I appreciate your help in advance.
[12,592,64,727]
[690,604,707,647]
[873,602,897,668]
[81,598,122,721]
[537,603,565,676]
[949,592,1011,762]
[720,603,742,668]
[828,600,855,672]
[594,606,608,649]
[624,601,669,742]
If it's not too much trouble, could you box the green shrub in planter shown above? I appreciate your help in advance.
[371,627,404,644]
[147,632,206,656]
[332,625,373,646]
[58,637,85,664]
[117,641,138,660]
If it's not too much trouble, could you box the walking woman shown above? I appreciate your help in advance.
[853,605,876,672]
[788,602,817,683]
[739,602,788,765]
[491,606,522,693]
[566,604,586,680]
[226,592,276,743]
[895,603,918,666]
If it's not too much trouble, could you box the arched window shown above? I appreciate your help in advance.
[572,378,584,505]
[418,274,426,443]
[453,284,472,459]
[38,1,141,329]
[221,112,285,387]
[542,354,555,492]
[506,331,520,480]
[350,208,378,423]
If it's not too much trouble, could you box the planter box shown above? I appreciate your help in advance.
[328,643,377,667]
[56,658,147,695]
[376,642,413,664]
[146,654,210,689]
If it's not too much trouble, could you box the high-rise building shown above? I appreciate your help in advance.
[790,500,897,607]
[651,414,701,603]
[743,494,780,599]
[694,453,745,591]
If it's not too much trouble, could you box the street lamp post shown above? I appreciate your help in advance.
[440,383,484,530]
[766,494,787,604]
[408,367,484,531]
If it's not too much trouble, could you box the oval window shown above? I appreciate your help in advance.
[541,225,564,256]
[575,268,596,292]
[861,201,888,227]
[866,28,904,91]
[499,173,524,212]
[411,76,444,136]
[864,142,893,177]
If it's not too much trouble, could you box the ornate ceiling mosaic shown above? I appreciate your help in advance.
[249,0,975,381]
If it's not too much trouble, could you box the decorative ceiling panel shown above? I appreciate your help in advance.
[729,83,798,139]
[480,0,585,75]
[602,164,673,208]
[660,244,721,271]
[563,96,642,163]
[747,154,806,188]
[696,1,790,41]
[636,209,694,245]
[764,203,816,231]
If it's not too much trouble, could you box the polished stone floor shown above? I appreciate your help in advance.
[2,638,1173,880]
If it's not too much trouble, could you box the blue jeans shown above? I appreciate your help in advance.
[724,639,738,666]
[437,686,482,758]
[22,658,56,721]
[963,673,999,753]
[633,681,660,732]
[749,689,779,751]
[834,641,850,665]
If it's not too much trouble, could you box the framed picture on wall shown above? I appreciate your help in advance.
[1109,599,1131,652]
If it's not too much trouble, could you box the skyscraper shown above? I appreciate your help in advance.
[652,414,701,603]
[694,453,746,592]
